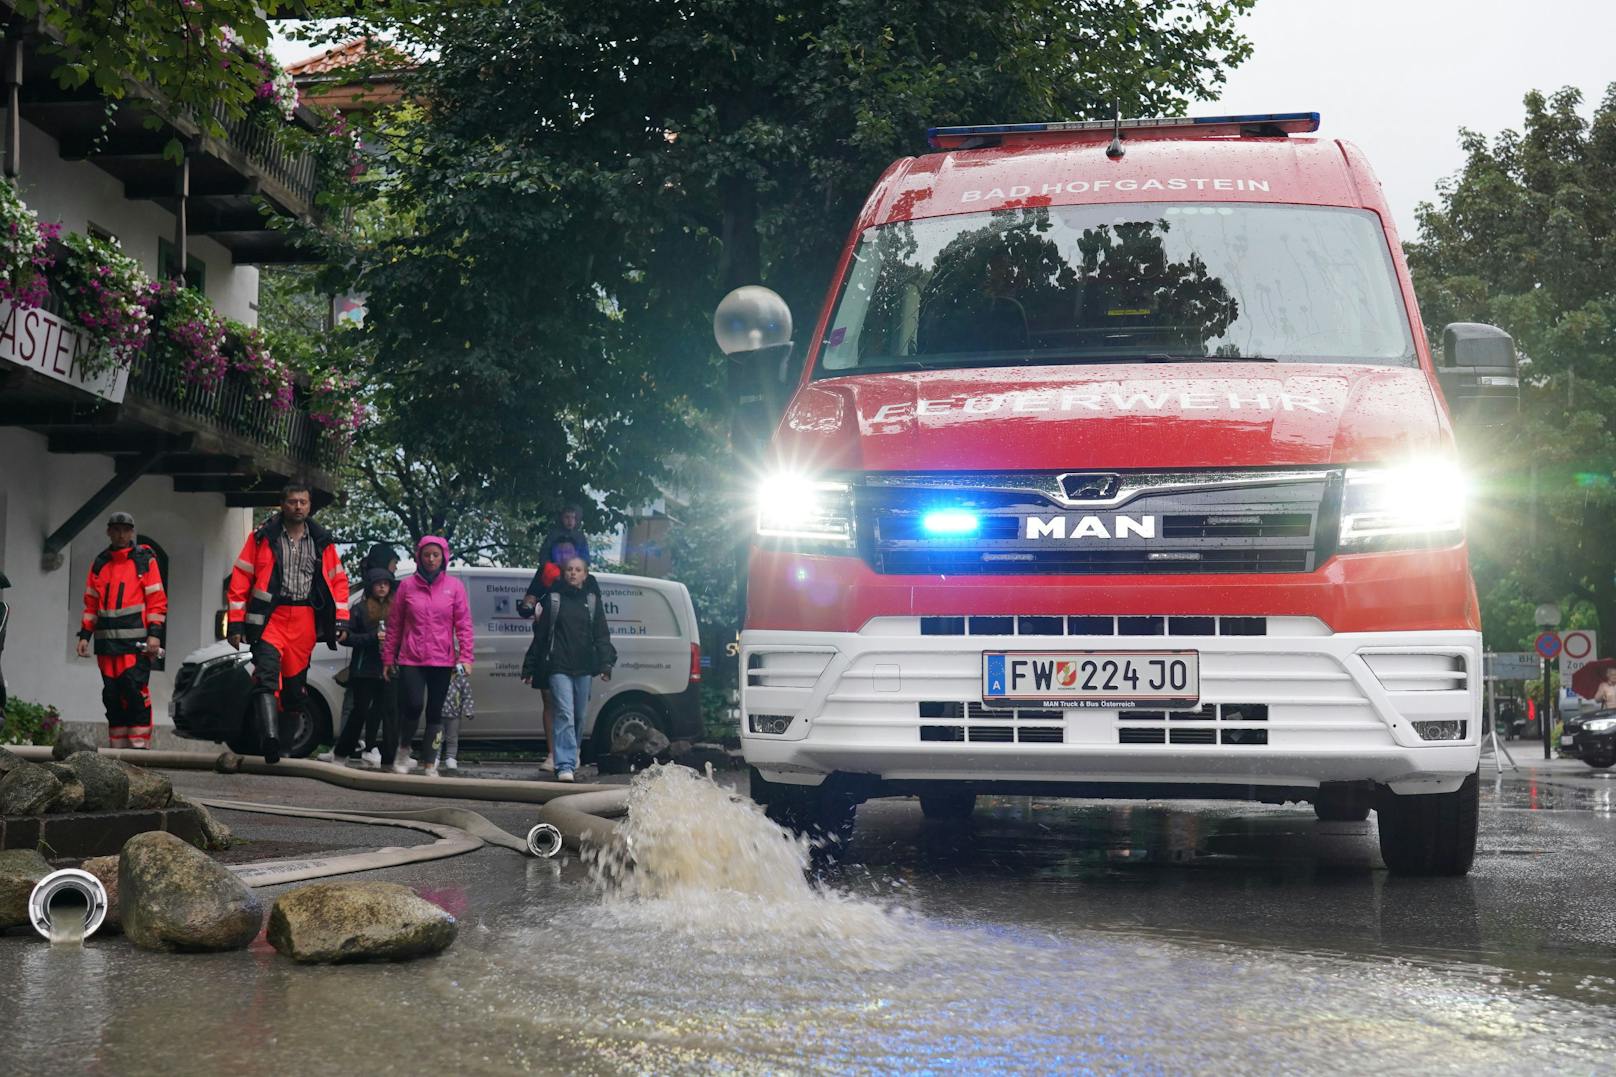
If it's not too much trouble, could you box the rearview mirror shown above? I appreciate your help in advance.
[1436,322,1518,429]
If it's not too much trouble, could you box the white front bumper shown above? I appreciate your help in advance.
[741,618,1481,796]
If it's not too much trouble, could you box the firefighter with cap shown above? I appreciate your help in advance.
[75,511,166,749]
[226,483,349,763]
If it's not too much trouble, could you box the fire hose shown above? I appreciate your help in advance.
[11,746,633,941]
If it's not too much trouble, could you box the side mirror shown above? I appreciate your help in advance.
[1436,322,1519,429]
[714,286,795,451]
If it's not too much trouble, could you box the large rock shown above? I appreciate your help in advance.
[65,751,129,812]
[267,881,457,964]
[119,831,262,952]
[80,855,121,932]
[171,793,232,850]
[118,762,172,809]
[0,848,52,929]
[43,762,86,813]
[0,746,24,775]
[52,726,100,760]
[0,762,62,816]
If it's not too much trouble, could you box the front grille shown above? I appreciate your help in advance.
[921,614,1267,637]
[862,470,1333,575]
[1117,702,1269,746]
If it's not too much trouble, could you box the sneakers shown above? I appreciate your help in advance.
[443,757,458,771]
[543,755,555,772]
[557,770,575,783]
[391,763,411,775]
[360,748,382,769]
[423,764,439,778]
[316,750,336,763]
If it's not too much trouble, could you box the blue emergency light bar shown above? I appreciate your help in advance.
[926,112,1320,150]
[921,509,981,535]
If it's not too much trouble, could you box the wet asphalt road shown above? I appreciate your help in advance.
[1,750,1613,1074]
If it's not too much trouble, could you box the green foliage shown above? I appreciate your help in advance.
[1,697,60,747]
[1408,85,1616,647]
[298,0,1253,562]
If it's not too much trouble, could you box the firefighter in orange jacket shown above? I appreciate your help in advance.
[75,511,166,749]
[226,484,349,763]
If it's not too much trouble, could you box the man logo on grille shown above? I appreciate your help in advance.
[1058,473,1121,501]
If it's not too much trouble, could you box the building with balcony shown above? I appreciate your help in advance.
[0,16,343,731]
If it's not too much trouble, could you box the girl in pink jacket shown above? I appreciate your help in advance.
[383,536,474,776]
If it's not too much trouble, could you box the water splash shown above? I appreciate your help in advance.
[585,764,913,944]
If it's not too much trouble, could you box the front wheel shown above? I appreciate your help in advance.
[749,768,857,850]
[224,693,328,759]
[1376,771,1479,876]
[919,791,977,821]
[1586,756,1615,769]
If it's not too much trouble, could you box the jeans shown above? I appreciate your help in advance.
[397,665,452,765]
[548,673,593,774]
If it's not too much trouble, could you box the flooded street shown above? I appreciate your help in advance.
[3,760,1614,1075]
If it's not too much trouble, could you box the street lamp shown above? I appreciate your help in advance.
[1534,603,1561,760]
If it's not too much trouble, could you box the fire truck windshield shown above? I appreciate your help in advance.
[816,203,1416,376]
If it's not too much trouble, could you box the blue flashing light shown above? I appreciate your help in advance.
[921,510,980,535]
[927,112,1320,149]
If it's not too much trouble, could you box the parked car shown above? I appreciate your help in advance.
[171,568,704,759]
[1572,709,1616,769]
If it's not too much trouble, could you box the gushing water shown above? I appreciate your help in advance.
[46,893,88,946]
[585,764,914,943]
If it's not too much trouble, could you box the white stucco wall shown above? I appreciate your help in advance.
[0,427,255,725]
[13,119,260,325]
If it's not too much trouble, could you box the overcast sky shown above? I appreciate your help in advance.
[1191,0,1616,238]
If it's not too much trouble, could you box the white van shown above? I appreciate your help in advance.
[171,568,705,758]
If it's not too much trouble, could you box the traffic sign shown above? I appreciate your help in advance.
[1559,629,1598,683]
[1535,632,1562,659]
[1486,652,1540,680]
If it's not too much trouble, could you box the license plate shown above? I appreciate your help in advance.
[983,651,1199,709]
[1562,734,1575,747]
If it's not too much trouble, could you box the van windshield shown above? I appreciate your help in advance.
[815,203,1416,375]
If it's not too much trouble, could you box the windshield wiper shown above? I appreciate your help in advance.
[1142,353,1279,363]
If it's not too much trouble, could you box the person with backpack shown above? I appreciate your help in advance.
[523,556,615,782]
[76,511,167,749]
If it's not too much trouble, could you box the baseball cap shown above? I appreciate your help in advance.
[107,511,135,527]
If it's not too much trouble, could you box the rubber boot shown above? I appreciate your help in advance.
[252,692,282,765]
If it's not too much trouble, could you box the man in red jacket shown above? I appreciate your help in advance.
[76,511,166,749]
[226,484,349,763]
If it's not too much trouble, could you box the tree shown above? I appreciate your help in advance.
[1407,85,1616,648]
[298,1,1255,561]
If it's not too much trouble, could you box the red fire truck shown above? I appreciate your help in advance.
[718,112,1518,875]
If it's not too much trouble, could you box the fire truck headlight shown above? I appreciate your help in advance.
[1339,460,1466,548]
[755,473,854,545]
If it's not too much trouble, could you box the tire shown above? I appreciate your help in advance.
[284,690,330,759]
[592,697,667,761]
[224,692,328,759]
[1376,771,1479,876]
[1586,756,1615,769]
[919,791,977,821]
[750,767,858,849]
[1314,783,1371,822]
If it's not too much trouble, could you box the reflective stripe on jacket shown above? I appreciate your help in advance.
[79,545,167,656]
[226,515,350,645]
